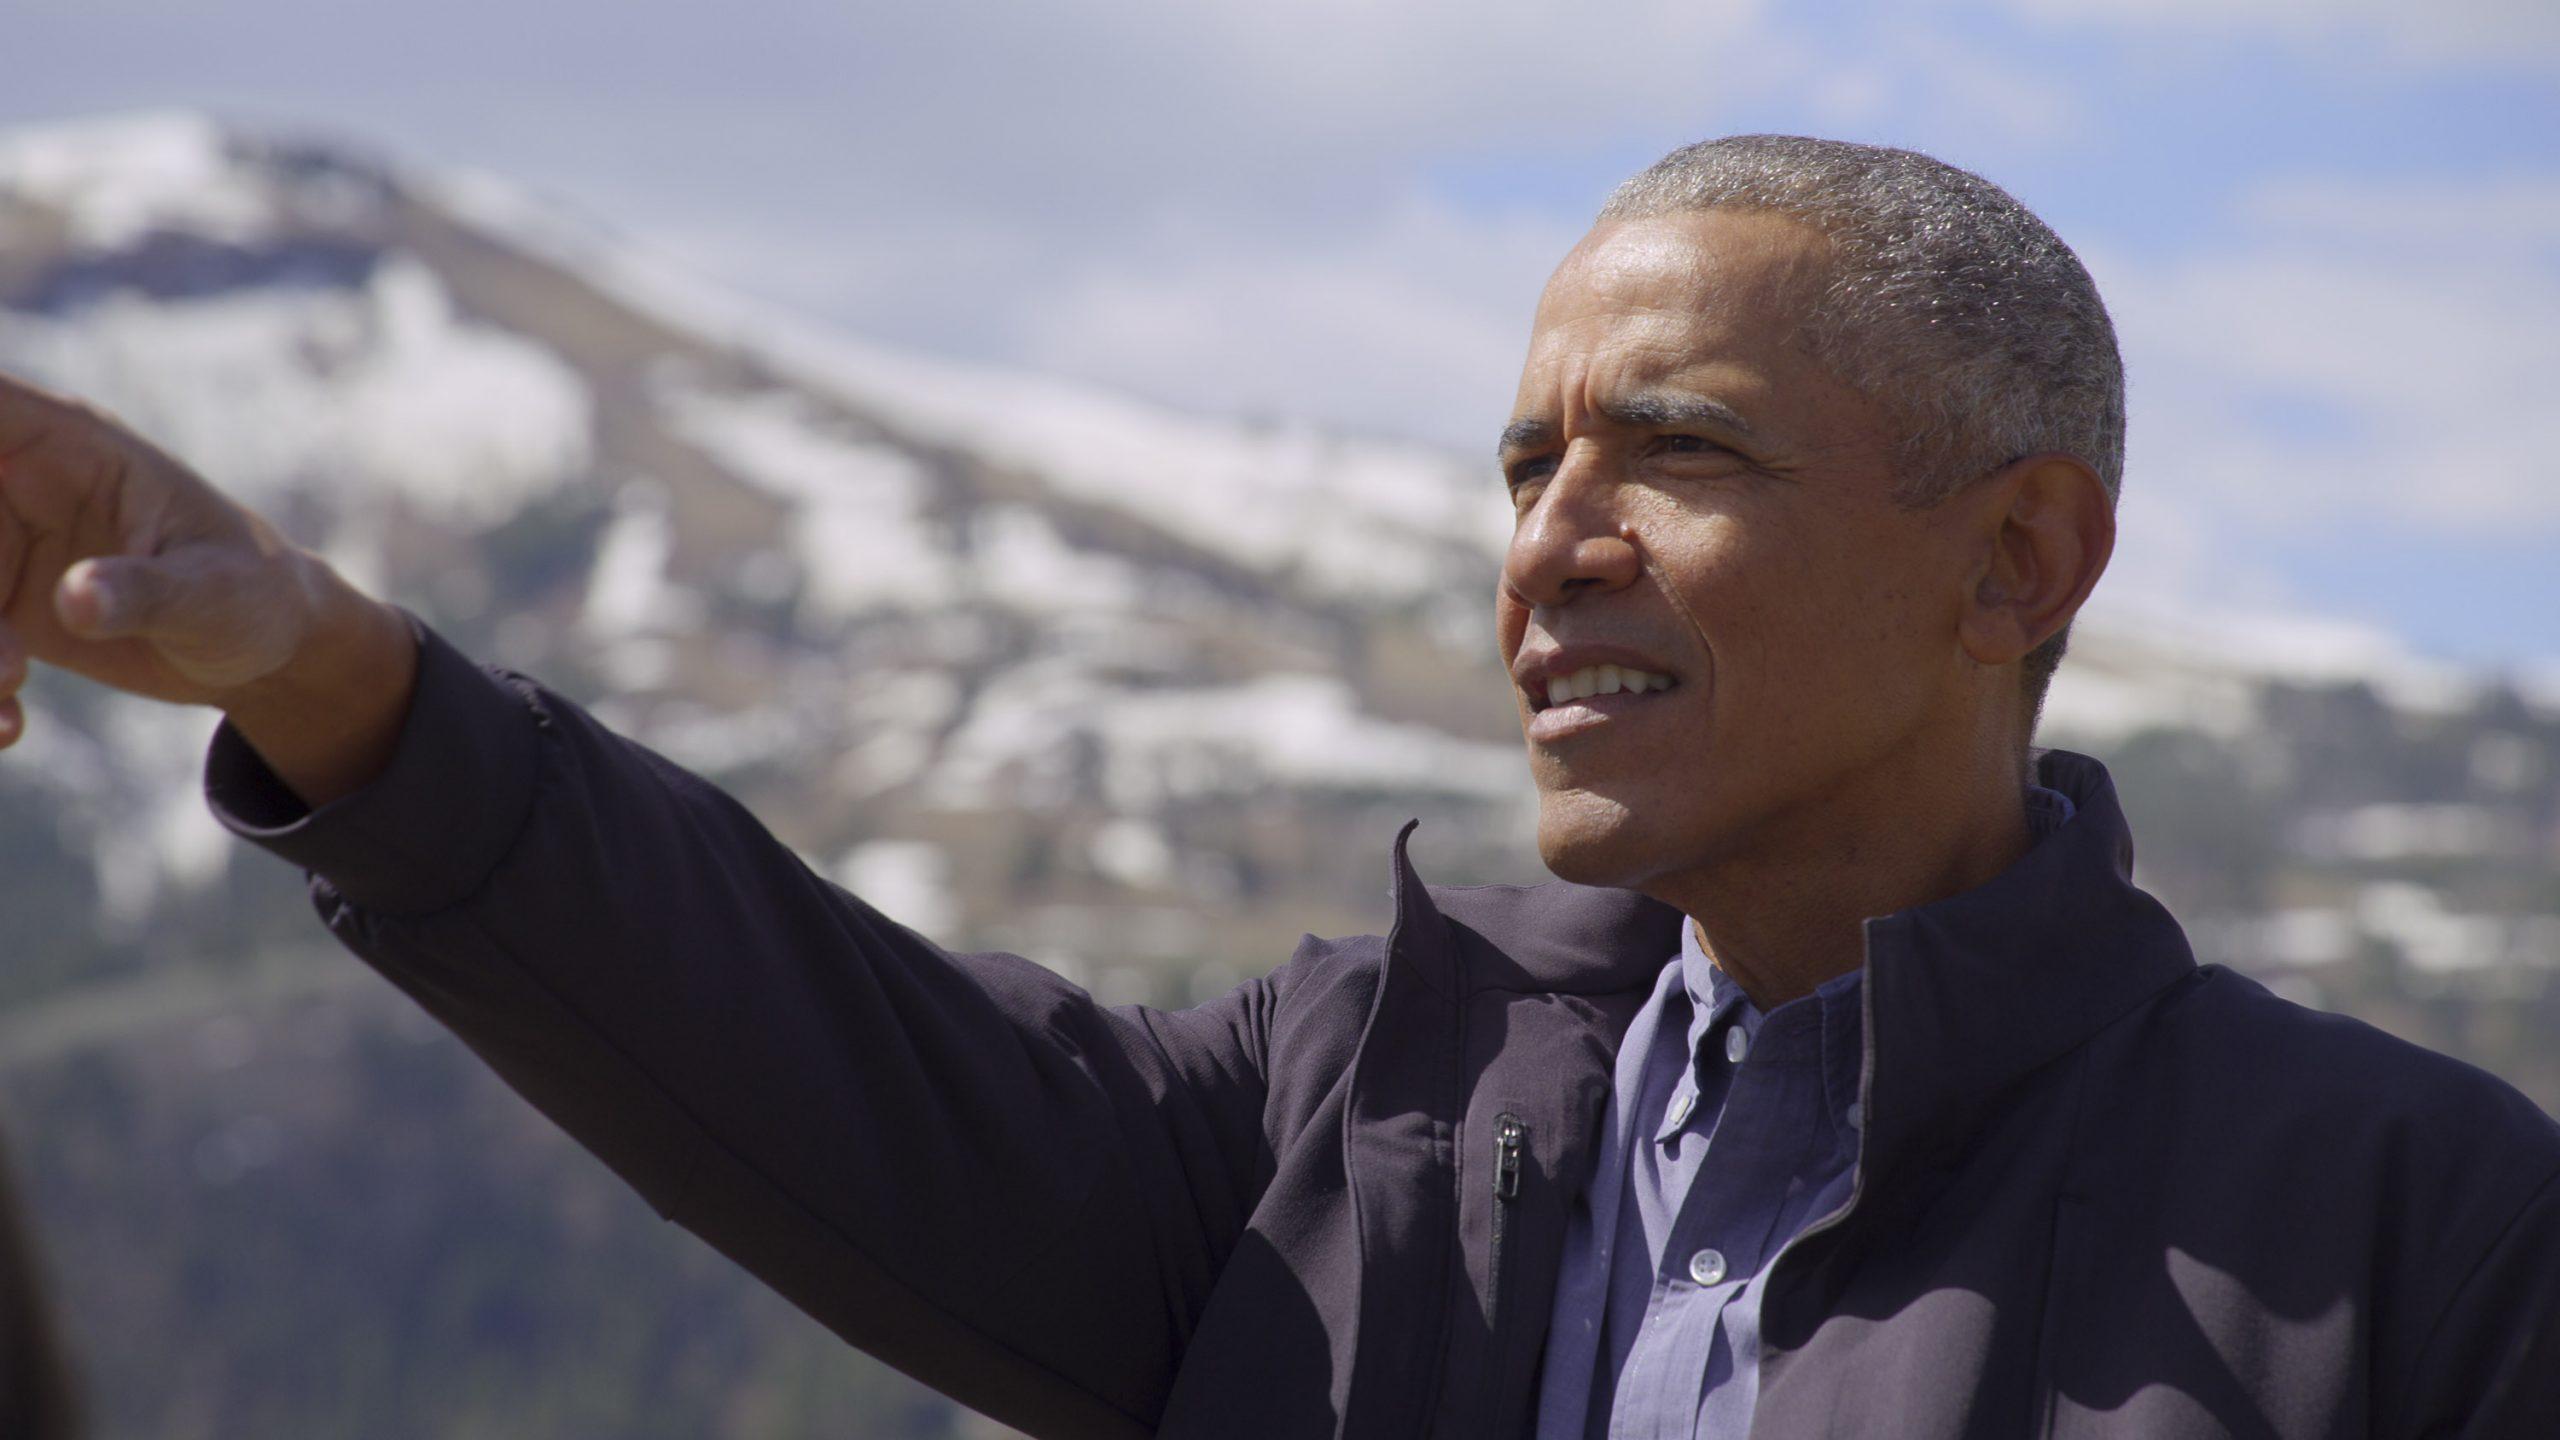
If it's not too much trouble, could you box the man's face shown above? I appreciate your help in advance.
[1497,208,1983,892]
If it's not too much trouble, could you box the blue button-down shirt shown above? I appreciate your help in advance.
[1536,786,2078,1439]
[1579,930,1865,1439]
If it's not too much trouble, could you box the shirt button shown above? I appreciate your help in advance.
[1688,1248,1728,1285]
[1667,1090,1695,1129]
[1846,1100,1865,1131]
[1724,1026,1749,1065]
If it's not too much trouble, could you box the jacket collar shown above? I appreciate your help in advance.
[1397,748,2197,1165]
[1856,749,2197,1172]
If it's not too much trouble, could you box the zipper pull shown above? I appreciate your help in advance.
[1494,1113,1525,1201]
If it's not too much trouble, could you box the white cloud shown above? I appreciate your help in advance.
[603,3,2088,459]
[510,0,1848,455]
[2095,174,2560,539]
[1009,193,1577,449]
[2243,176,2560,254]
[2005,0,2560,72]
[1791,26,2086,151]
[1016,0,1778,155]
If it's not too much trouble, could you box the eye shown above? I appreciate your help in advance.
[1504,457,1558,507]
[1653,434,1730,458]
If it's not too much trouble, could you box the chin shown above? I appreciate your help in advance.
[1534,788,1674,891]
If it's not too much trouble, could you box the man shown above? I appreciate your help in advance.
[1,136,2554,1438]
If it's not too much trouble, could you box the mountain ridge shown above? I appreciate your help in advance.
[2,108,2554,960]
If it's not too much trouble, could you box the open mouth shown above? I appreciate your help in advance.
[1529,662,1679,712]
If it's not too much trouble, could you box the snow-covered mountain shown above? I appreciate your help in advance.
[0,112,1539,994]
[1,110,2554,1010]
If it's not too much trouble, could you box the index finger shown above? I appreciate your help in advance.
[0,375,51,608]
[0,370,82,459]
[0,371,121,610]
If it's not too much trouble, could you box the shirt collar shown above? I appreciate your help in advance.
[2024,781,2077,836]
[1674,782,2078,1018]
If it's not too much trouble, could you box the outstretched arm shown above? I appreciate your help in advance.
[208,627,1265,1436]
[3,369,1279,1437]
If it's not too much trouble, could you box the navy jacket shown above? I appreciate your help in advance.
[209,625,2560,1438]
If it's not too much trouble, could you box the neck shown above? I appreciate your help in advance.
[1655,741,2037,1010]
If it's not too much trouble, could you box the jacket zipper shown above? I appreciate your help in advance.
[1488,1112,1525,1338]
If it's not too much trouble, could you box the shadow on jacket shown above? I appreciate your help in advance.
[0,1124,82,1440]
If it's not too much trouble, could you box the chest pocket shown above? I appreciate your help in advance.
[1428,990,1621,1438]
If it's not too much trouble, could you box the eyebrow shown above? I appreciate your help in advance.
[1497,391,1757,458]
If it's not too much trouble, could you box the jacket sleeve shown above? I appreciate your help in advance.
[2396,1164,2560,1439]
[205,619,1282,1440]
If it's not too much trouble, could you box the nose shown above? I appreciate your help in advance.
[1501,465,1643,610]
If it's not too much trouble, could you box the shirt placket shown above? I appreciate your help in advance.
[1611,999,1830,1440]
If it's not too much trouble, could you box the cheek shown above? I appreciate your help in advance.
[1643,509,1896,710]
[1734,522,1957,734]
[1493,588,1528,663]
[1814,522,1956,654]
[1631,514,1763,650]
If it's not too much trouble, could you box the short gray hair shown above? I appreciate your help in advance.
[1602,135,2123,716]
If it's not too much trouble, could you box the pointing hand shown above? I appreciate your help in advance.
[0,370,417,805]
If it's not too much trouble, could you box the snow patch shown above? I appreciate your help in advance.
[2302,804,2527,863]
[0,112,275,251]
[2357,883,2513,977]
[2047,605,2495,744]
[2040,648,2259,744]
[428,168,1506,604]
[968,506,1150,613]
[659,386,955,619]
[932,661,1523,810]
[0,255,591,524]
[834,840,959,938]
[582,483,702,642]
[757,333,1505,604]
[1089,817,1176,889]
[5,688,224,932]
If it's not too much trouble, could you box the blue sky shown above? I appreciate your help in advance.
[10,0,2558,670]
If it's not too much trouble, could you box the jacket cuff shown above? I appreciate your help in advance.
[204,614,544,917]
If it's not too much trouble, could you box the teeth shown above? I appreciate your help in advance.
[1539,665,1674,707]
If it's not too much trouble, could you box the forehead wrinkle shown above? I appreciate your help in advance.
[1510,214,1832,461]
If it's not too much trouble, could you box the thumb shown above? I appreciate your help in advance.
[56,546,309,693]
[57,548,268,644]
[55,555,180,640]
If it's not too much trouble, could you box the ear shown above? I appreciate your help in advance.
[1956,453,2115,668]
